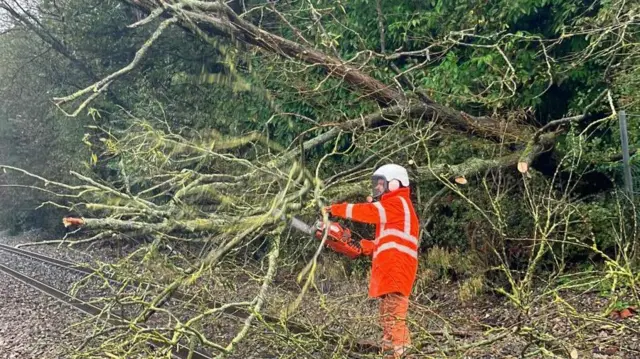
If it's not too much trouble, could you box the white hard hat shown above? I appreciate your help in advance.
[373,164,410,187]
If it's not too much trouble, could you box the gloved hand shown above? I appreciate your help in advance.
[360,239,374,256]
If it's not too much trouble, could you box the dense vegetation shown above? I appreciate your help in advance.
[1,0,639,357]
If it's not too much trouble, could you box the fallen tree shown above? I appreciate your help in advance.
[1,0,638,357]
[52,0,618,181]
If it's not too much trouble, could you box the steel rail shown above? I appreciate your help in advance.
[0,249,212,359]
[0,243,317,334]
[0,243,377,354]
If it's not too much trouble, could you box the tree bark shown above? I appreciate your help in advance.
[63,216,229,234]
[419,153,522,182]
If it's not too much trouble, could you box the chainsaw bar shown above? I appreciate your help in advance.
[289,216,316,234]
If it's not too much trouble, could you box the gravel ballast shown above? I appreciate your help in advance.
[0,230,98,358]
[0,270,85,358]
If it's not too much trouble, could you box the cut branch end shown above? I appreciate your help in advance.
[517,162,529,174]
[63,217,85,228]
[454,176,468,185]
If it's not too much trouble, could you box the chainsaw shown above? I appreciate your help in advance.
[289,216,348,239]
[289,217,361,258]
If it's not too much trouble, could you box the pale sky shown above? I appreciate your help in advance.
[0,0,43,32]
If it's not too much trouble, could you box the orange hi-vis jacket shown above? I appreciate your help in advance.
[330,187,419,298]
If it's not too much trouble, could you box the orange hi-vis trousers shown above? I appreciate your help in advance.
[379,293,411,358]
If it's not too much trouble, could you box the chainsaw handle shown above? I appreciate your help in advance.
[314,221,347,240]
[315,222,361,258]
[315,222,359,246]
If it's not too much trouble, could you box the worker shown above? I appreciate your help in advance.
[320,163,419,358]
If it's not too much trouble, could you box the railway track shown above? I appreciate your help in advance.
[0,243,379,358]
[0,243,333,334]
[0,243,211,359]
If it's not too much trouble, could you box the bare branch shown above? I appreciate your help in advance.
[53,17,178,115]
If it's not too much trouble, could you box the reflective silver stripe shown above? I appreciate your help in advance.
[373,201,386,245]
[398,197,411,234]
[346,204,354,219]
[373,201,386,223]
[379,229,418,246]
[373,198,416,246]
[373,242,418,259]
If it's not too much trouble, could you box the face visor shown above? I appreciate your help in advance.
[371,175,388,199]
